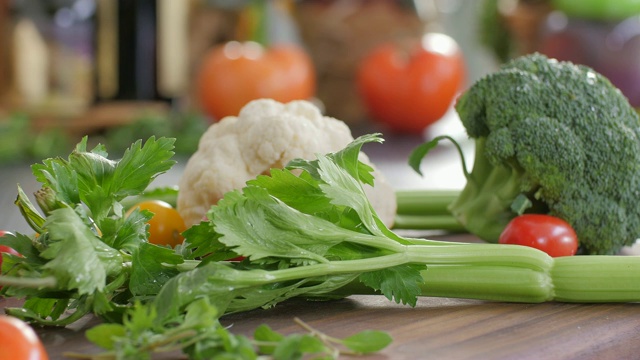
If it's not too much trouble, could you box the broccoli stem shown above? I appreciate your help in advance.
[398,137,528,241]
[448,138,528,243]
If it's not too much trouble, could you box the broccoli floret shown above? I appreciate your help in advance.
[428,53,640,255]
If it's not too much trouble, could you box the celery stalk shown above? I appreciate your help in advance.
[394,189,464,231]
[395,189,460,215]
[552,256,640,302]
[394,214,465,231]
[332,252,640,304]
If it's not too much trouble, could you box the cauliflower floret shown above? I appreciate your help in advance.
[177,98,397,227]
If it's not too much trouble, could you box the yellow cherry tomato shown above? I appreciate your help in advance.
[128,200,187,247]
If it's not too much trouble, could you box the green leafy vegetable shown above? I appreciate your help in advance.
[41,207,122,295]
[1,136,177,325]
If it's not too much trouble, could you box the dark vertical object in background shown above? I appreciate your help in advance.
[96,0,169,102]
[118,0,156,100]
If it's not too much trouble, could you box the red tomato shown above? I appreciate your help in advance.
[128,201,187,248]
[197,41,316,120]
[356,33,465,133]
[0,315,48,360]
[499,214,579,257]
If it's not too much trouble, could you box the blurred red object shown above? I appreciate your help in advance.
[196,41,315,121]
[356,33,465,133]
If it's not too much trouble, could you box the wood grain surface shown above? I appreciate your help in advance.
[3,295,640,359]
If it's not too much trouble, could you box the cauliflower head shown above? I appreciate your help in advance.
[178,99,397,227]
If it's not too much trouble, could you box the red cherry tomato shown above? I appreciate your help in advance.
[0,315,48,360]
[499,214,579,257]
[197,41,316,121]
[356,33,465,133]
[127,201,187,248]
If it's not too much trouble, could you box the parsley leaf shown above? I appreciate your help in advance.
[129,242,182,296]
[41,207,122,295]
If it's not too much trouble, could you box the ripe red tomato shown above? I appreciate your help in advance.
[128,201,187,247]
[499,214,579,257]
[356,33,465,133]
[197,41,316,121]
[0,315,48,360]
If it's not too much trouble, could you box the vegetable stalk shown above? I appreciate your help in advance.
[394,189,463,231]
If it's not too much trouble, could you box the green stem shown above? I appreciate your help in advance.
[232,253,413,285]
[0,275,57,288]
[221,242,552,287]
[249,0,268,46]
[214,243,553,307]
[5,302,90,327]
[406,243,552,270]
[551,256,640,302]
[417,265,552,302]
[175,259,201,272]
[422,254,640,303]
[334,252,640,304]
[332,265,553,303]
[394,214,465,231]
[395,189,459,215]
[447,138,525,242]
[293,317,341,357]
[177,239,556,303]
[393,189,466,231]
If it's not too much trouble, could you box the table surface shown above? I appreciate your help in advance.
[3,290,640,359]
[2,116,640,359]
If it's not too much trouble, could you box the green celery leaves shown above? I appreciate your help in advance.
[178,133,424,309]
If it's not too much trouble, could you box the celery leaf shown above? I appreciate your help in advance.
[359,264,425,306]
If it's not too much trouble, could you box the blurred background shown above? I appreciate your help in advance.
[0,0,638,169]
[0,0,491,164]
[3,0,640,235]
